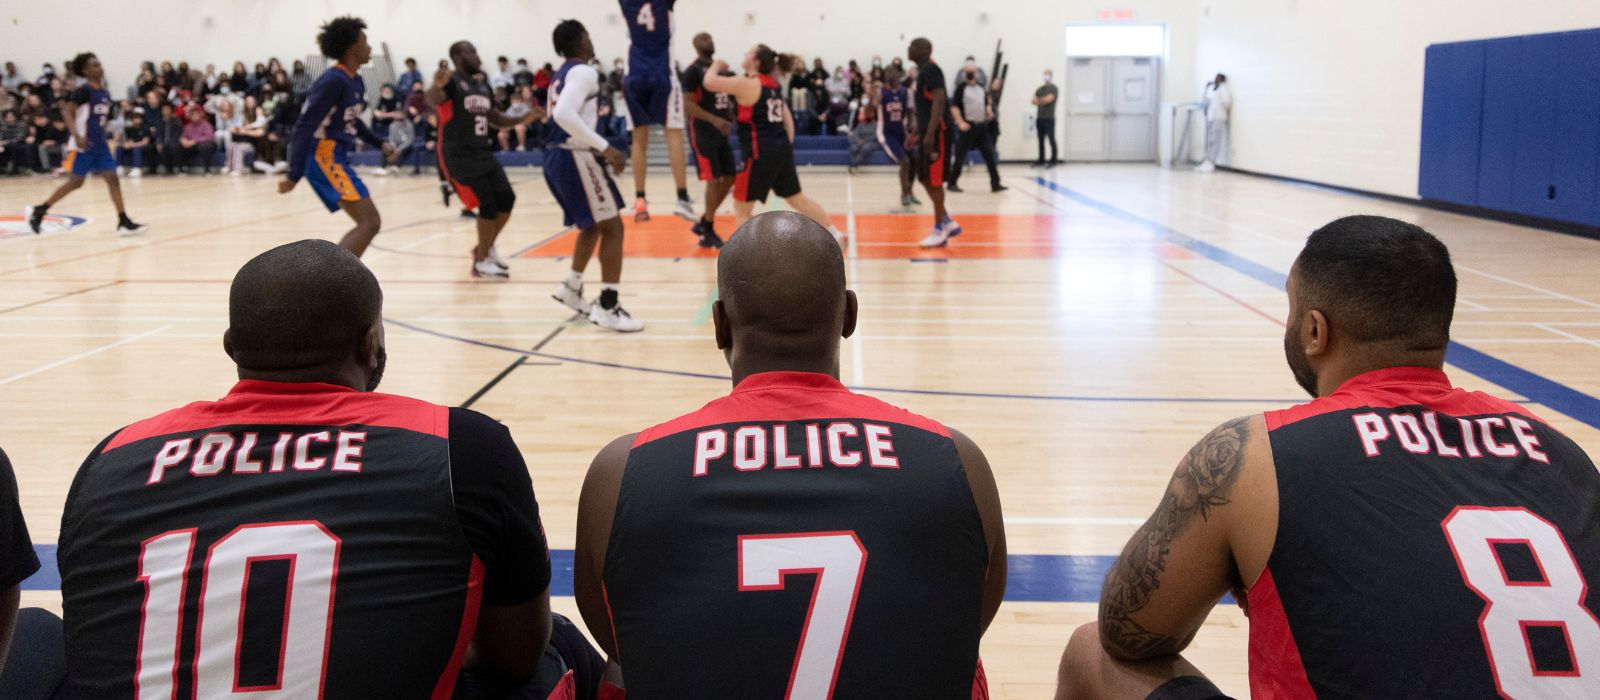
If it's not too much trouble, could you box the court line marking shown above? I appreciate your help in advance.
[0,325,171,386]
[384,317,1300,404]
[460,321,572,408]
[1535,323,1600,350]
[1034,177,1600,431]
[0,280,123,315]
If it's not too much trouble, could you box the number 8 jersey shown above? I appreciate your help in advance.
[1253,367,1600,698]
[58,381,551,698]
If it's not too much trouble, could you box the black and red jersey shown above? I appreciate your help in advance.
[680,58,734,144]
[1250,367,1600,698]
[59,380,550,698]
[603,371,989,699]
[437,71,497,175]
[736,74,788,163]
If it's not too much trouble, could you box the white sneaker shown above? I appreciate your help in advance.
[589,303,644,332]
[129,167,143,178]
[471,257,509,280]
[229,169,242,177]
[1195,161,1216,173]
[486,246,509,269]
[369,166,390,177]
[116,218,150,237]
[919,226,950,248]
[940,217,963,238]
[387,165,401,176]
[252,160,272,174]
[552,280,590,313]
[674,198,697,222]
[272,161,289,174]
[116,166,127,176]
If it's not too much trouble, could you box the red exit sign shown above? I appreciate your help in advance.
[1098,8,1136,20]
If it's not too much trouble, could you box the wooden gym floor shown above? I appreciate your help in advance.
[3,162,1598,698]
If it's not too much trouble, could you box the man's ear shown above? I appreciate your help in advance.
[842,290,858,340]
[222,328,235,361]
[713,300,731,350]
[362,321,384,367]
[1303,309,1329,357]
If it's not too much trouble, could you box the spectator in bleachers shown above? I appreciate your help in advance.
[514,59,534,88]
[534,63,553,106]
[34,113,66,173]
[607,58,624,94]
[848,59,863,101]
[372,83,401,141]
[226,95,267,175]
[154,102,183,174]
[269,70,292,99]
[289,60,312,99]
[825,66,850,134]
[499,86,534,152]
[117,111,150,177]
[806,59,828,123]
[397,57,422,95]
[249,62,270,93]
[260,90,295,173]
[201,63,219,93]
[267,57,284,79]
[404,79,429,125]
[404,110,437,174]
[847,76,881,171]
[490,56,513,90]
[3,62,23,92]
[178,103,216,174]
[0,110,25,174]
[212,98,241,167]
[228,61,248,93]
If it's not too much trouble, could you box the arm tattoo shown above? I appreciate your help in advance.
[1099,416,1251,659]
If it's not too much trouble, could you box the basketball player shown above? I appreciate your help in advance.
[278,16,395,257]
[0,449,39,675]
[618,0,694,223]
[25,53,147,236]
[428,40,541,280]
[57,240,556,697]
[545,20,644,333]
[908,38,962,248]
[703,47,848,242]
[679,32,735,249]
[1055,216,1600,699]
[574,211,1007,697]
[876,69,919,209]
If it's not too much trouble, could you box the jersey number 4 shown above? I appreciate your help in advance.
[137,521,340,699]
[738,532,867,700]
[634,2,656,32]
[1443,506,1600,697]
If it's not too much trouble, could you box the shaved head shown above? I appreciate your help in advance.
[714,212,856,379]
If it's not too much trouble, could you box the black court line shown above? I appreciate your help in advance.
[458,318,573,408]
[0,280,123,315]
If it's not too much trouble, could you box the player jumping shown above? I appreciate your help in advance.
[619,0,695,223]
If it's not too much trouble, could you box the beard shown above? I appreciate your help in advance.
[366,346,387,392]
[1283,323,1319,398]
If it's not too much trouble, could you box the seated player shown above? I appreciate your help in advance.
[57,240,555,697]
[1056,216,1600,699]
[0,446,65,698]
[574,211,1007,698]
[703,46,847,243]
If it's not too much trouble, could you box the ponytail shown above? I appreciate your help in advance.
[753,45,801,76]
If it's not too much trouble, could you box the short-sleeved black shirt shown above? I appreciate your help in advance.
[915,61,947,131]
[0,448,40,591]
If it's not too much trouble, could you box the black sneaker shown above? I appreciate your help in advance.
[26,205,47,233]
[460,208,475,219]
[116,215,149,237]
[692,220,725,248]
[946,183,964,193]
[991,184,1009,193]
[440,183,452,208]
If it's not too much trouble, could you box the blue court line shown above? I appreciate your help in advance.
[385,317,1300,405]
[1033,177,1600,432]
[21,545,1119,604]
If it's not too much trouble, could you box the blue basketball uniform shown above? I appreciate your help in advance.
[879,86,910,162]
[65,84,116,175]
[619,0,684,129]
[288,66,385,212]
[545,61,624,229]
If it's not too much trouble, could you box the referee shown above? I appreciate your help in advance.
[427,40,540,279]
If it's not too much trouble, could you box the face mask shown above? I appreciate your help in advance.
[1043,73,1052,83]
[872,58,881,67]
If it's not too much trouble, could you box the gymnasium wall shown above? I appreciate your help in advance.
[0,0,1200,160]
[1192,0,1600,197]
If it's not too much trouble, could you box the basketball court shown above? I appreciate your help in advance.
[3,159,1598,696]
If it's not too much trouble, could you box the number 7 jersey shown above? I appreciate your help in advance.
[602,371,989,699]
[1252,367,1600,698]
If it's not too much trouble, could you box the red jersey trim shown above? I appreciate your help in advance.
[632,371,951,446]
[104,381,449,452]
[431,555,485,700]
[1264,366,1541,432]
[1247,567,1317,699]
[757,74,779,90]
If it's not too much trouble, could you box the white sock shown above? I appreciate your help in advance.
[601,282,620,293]
[566,271,583,288]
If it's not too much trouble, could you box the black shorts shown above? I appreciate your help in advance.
[691,128,737,181]
[443,157,516,220]
[914,128,949,188]
[734,143,801,203]
[1146,676,1234,700]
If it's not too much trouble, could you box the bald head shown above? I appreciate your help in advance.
[226,240,384,382]
[715,212,855,375]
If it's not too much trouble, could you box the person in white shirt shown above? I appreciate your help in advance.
[489,55,514,90]
[544,19,643,333]
[1197,73,1231,173]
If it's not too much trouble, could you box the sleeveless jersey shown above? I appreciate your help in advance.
[737,74,787,163]
[604,371,989,699]
[59,381,489,698]
[1252,367,1600,698]
[880,86,908,135]
[66,83,112,151]
[437,70,496,170]
[543,59,599,151]
[619,0,674,77]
